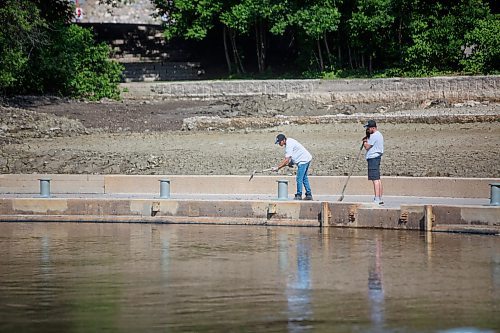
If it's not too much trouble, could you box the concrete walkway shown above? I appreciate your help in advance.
[0,192,491,208]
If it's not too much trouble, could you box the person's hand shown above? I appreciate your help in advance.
[271,166,278,172]
[362,137,368,143]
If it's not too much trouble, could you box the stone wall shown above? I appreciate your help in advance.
[121,75,500,103]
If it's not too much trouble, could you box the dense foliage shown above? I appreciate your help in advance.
[1,0,498,98]
[154,0,499,77]
[0,0,123,99]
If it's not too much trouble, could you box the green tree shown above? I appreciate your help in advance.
[460,15,500,74]
[152,0,244,72]
[221,0,291,73]
[0,0,123,99]
[403,0,491,75]
[158,0,292,74]
[32,24,123,100]
[154,0,224,40]
[292,1,341,71]
[390,0,418,65]
[348,0,394,74]
[0,0,47,93]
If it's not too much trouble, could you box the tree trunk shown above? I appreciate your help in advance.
[398,15,403,64]
[361,53,365,68]
[369,53,373,75]
[262,22,267,72]
[230,29,245,74]
[317,38,324,71]
[255,24,260,72]
[323,33,332,66]
[337,31,342,67]
[348,46,353,69]
[255,20,266,73]
[223,26,232,74]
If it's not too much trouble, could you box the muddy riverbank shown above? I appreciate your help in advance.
[1,95,499,177]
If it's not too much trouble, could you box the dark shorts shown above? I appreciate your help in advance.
[367,157,381,180]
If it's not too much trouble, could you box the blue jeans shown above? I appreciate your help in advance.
[296,162,312,196]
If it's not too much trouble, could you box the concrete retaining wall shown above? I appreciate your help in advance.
[1,174,499,233]
[121,76,500,103]
[0,198,498,234]
[1,174,497,198]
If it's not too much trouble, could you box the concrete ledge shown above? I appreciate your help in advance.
[1,174,497,199]
[0,174,105,194]
[2,174,498,234]
[121,76,500,102]
[0,198,498,234]
[0,215,320,227]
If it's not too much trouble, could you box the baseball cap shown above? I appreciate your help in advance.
[275,134,286,144]
[363,120,377,128]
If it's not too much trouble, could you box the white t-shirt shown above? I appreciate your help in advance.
[285,138,312,165]
[365,130,384,160]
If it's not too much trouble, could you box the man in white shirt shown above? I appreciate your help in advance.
[273,134,313,200]
[362,120,384,205]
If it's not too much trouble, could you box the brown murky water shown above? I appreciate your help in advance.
[0,223,498,333]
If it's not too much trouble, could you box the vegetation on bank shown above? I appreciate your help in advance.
[156,0,499,78]
[0,0,498,100]
[0,0,123,100]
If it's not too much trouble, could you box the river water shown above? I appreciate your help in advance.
[0,223,498,333]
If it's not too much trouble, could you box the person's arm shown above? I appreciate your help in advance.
[363,139,372,151]
[272,157,291,171]
[362,128,372,150]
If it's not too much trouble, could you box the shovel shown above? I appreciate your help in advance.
[249,168,274,181]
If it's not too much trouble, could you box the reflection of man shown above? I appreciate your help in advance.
[273,134,313,200]
[368,237,384,327]
[286,236,312,333]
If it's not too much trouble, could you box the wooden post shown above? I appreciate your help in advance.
[321,202,330,227]
[424,205,433,232]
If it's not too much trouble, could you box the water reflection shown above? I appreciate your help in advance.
[0,223,499,333]
[368,236,384,331]
[41,235,51,275]
[285,235,312,333]
[493,254,500,300]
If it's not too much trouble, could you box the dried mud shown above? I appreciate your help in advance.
[1,96,499,178]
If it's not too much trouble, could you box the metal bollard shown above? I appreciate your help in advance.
[39,178,51,198]
[490,183,500,206]
[159,179,171,199]
[277,179,288,200]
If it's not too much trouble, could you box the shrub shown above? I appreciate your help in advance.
[33,24,124,100]
[460,15,500,74]
[0,0,123,100]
